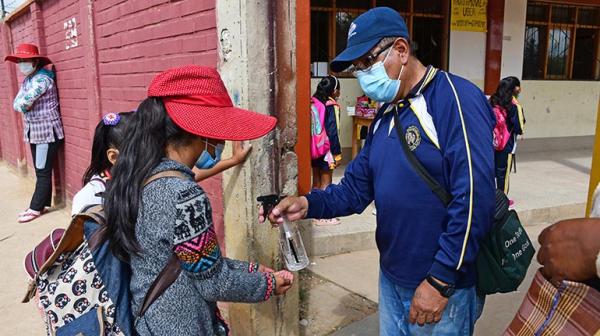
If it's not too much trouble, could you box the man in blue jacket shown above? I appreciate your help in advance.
[262,7,495,335]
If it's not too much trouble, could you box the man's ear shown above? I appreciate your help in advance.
[393,38,411,64]
[107,148,119,165]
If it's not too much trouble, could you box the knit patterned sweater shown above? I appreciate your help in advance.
[130,159,275,335]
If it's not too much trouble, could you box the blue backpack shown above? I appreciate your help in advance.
[23,171,184,335]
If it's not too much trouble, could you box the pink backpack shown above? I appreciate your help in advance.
[310,97,331,159]
[493,105,510,151]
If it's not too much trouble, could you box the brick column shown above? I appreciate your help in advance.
[1,22,27,175]
[484,0,505,95]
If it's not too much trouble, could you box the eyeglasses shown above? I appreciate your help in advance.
[348,42,394,74]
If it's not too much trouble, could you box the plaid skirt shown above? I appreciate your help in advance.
[505,270,600,336]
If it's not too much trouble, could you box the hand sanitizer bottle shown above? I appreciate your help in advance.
[258,195,310,271]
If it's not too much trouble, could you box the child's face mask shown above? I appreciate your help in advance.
[195,140,224,169]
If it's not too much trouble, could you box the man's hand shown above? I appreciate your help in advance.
[537,218,600,286]
[258,196,309,226]
[274,270,294,295]
[409,279,449,326]
[231,141,252,164]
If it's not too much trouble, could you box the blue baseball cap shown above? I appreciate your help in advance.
[330,7,410,73]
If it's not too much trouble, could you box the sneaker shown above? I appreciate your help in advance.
[18,209,42,223]
[312,218,341,226]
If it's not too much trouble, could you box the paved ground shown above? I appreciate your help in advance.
[0,162,64,335]
[312,223,546,336]
[0,148,593,335]
[307,149,593,335]
[306,150,592,258]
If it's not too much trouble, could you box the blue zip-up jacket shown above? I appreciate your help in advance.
[306,68,496,289]
[324,102,342,156]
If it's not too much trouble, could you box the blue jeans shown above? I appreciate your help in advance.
[379,271,481,336]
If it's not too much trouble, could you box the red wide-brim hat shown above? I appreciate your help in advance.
[148,65,277,141]
[5,43,51,66]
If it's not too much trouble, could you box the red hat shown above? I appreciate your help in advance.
[148,65,277,141]
[5,43,51,66]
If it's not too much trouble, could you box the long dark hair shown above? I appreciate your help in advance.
[104,97,196,261]
[82,112,133,185]
[313,75,340,104]
[490,76,520,111]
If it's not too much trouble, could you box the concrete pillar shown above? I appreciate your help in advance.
[216,1,300,335]
[484,0,505,95]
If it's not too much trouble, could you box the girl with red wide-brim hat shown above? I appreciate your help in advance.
[5,43,64,223]
[102,65,294,335]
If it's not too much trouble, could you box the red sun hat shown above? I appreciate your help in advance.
[148,65,277,141]
[5,43,51,66]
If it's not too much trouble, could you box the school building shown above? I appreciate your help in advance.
[309,0,600,165]
[0,0,598,335]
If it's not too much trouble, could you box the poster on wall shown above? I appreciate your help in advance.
[451,0,487,32]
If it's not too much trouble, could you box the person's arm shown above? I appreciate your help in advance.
[13,74,53,113]
[325,105,342,156]
[428,81,496,285]
[173,186,290,302]
[193,141,252,181]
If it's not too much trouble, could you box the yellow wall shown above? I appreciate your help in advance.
[587,99,600,216]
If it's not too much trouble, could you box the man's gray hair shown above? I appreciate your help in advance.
[377,36,417,52]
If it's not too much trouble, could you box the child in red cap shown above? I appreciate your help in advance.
[104,65,292,335]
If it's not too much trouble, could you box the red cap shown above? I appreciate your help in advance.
[5,43,51,66]
[148,65,277,141]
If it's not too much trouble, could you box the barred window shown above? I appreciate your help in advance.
[523,2,600,80]
[310,0,449,77]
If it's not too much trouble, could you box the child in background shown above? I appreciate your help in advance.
[311,76,342,226]
[71,112,132,215]
[72,112,252,216]
[490,76,526,205]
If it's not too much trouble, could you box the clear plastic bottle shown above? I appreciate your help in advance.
[279,216,310,271]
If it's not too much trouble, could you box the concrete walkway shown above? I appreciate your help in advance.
[0,162,69,335]
[306,149,593,335]
[307,149,591,257]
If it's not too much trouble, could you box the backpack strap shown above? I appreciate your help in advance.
[143,170,187,187]
[393,109,452,206]
[136,169,187,319]
[137,255,180,319]
[86,171,187,251]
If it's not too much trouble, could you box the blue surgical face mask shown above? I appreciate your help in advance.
[195,141,224,169]
[355,48,404,103]
[18,62,35,76]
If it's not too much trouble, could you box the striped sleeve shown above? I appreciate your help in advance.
[173,186,275,302]
[427,74,496,285]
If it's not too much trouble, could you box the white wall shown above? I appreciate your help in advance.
[449,30,487,88]
[499,0,599,139]
[519,81,600,139]
[500,0,527,79]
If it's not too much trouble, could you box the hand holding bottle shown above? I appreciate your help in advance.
[258,196,309,226]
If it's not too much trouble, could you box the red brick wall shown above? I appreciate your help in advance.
[0,12,32,167]
[0,0,225,247]
[41,0,89,195]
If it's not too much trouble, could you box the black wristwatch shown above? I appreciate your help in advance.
[426,275,455,298]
